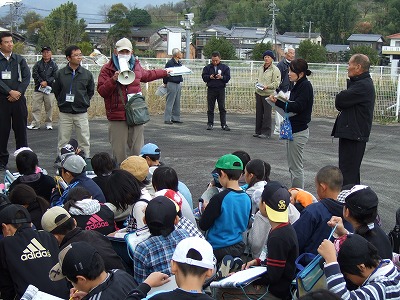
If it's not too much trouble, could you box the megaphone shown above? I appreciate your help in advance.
[118,57,135,85]
[89,49,109,66]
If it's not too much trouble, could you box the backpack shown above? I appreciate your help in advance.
[124,93,150,126]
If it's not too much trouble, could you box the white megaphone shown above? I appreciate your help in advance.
[118,57,135,85]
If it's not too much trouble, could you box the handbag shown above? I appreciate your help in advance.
[119,89,150,126]
[279,102,293,141]
[295,225,338,297]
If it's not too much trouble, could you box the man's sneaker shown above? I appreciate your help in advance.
[221,125,231,131]
[46,125,53,130]
[207,124,213,130]
[27,125,40,130]
[231,257,244,272]
[258,134,267,139]
[253,133,260,137]
[216,255,234,279]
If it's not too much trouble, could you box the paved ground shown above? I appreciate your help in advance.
[3,113,399,233]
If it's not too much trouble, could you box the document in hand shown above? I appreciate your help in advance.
[168,65,192,76]
[265,98,296,117]
[210,266,267,288]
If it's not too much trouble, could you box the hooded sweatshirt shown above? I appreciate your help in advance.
[293,198,353,254]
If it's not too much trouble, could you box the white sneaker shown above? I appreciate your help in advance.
[46,125,53,130]
[27,125,40,130]
[273,130,280,135]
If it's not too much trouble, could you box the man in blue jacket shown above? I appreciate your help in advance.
[331,54,375,186]
[202,51,231,131]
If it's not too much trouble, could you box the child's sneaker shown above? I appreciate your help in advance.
[216,255,234,279]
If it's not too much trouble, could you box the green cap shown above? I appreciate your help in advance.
[214,154,243,171]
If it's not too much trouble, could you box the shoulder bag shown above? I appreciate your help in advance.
[279,102,293,141]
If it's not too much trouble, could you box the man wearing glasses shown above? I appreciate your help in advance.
[53,45,95,157]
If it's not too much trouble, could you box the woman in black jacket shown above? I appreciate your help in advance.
[270,58,314,189]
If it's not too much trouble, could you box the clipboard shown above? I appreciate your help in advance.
[210,266,267,288]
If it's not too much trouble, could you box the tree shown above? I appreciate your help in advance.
[107,19,133,46]
[107,3,129,23]
[20,11,42,30]
[77,41,93,56]
[126,8,152,26]
[297,39,327,63]
[251,42,272,61]
[203,37,236,60]
[38,2,86,53]
[20,11,44,44]
[350,45,380,65]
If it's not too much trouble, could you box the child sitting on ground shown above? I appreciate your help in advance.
[126,237,216,299]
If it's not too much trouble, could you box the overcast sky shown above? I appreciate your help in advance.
[0,0,182,22]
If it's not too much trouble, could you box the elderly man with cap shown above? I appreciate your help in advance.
[98,38,171,165]
[253,50,280,139]
[28,46,58,130]
[0,204,69,300]
[50,154,105,207]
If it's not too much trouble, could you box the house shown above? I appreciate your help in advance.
[85,23,115,47]
[325,44,350,63]
[282,32,322,46]
[347,34,384,53]
[151,26,186,58]
[382,33,400,73]
[130,27,158,51]
[195,25,231,59]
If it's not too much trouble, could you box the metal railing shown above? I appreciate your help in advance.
[23,56,400,122]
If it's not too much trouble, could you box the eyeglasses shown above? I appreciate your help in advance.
[71,54,83,58]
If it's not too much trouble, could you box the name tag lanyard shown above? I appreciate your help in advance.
[66,71,75,102]
[1,60,12,80]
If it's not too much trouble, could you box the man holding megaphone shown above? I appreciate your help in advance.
[97,38,171,165]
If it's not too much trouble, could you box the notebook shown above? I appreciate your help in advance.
[210,267,267,288]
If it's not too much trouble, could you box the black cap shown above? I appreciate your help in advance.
[41,46,51,52]
[145,196,178,235]
[0,204,31,224]
[345,185,378,214]
[337,234,376,267]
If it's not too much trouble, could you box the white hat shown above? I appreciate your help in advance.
[116,37,133,52]
[172,237,215,269]
[41,206,71,232]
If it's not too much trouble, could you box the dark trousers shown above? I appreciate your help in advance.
[207,88,227,126]
[0,96,28,166]
[255,93,271,136]
[339,138,366,186]
[213,241,245,264]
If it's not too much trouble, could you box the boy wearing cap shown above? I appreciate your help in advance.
[0,204,69,300]
[28,46,58,130]
[133,196,190,284]
[254,50,280,139]
[293,165,352,255]
[318,234,400,299]
[199,154,251,262]
[97,37,170,165]
[50,241,135,300]
[41,206,125,271]
[239,181,299,300]
[50,154,106,206]
[126,237,215,300]
[140,142,161,167]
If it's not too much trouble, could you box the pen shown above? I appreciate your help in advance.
[69,290,79,300]
[328,224,338,240]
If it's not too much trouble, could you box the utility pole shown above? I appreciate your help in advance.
[269,0,279,61]
[308,21,313,39]
[180,13,194,60]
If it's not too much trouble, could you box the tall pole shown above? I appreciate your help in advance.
[180,13,194,60]
[185,28,190,60]
[268,0,279,61]
[9,3,13,34]
[308,21,313,39]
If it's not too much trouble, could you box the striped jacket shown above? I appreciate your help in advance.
[325,259,400,299]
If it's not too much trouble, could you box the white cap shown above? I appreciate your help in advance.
[172,237,215,269]
[116,38,133,52]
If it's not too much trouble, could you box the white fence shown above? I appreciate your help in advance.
[23,56,400,122]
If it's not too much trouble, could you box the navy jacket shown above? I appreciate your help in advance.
[331,72,375,142]
[275,76,313,133]
[276,59,294,93]
[32,58,58,91]
[202,62,231,88]
[163,58,183,84]
[293,198,353,255]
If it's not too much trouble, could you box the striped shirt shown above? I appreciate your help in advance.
[325,260,400,299]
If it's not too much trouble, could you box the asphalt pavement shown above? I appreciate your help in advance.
[2,113,399,233]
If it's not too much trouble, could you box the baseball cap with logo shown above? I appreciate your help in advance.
[41,206,72,232]
[140,143,161,156]
[0,204,31,224]
[261,181,290,223]
[213,154,243,173]
[172,237,215,269]
[49,241,100,281]
[115,37,133,52]
[61,154,86,174]
[41,46,51,52]
[120,155,149,182]
[155,189,183,217]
